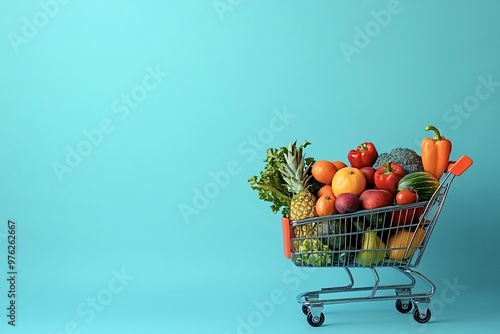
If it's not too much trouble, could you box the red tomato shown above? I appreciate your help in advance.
[396,189,418,205]
[390,207,425,227]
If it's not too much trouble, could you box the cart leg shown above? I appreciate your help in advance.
[318,267,355,293]
[395,267,417,288]
[404,269,436,297]
[297,267,355,303]
[309,304,323,319]
[304,294,319,303]
[306,304,325,327]
[344,267,355,288]
[301,294,319,315]
[367,267,380,298]
[395,288,413,313]
[413,298,432,323]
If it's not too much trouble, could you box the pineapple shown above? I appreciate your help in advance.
[280,141,318,239]
[290,191,317,221]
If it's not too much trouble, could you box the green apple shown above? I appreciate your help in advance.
[356,229,386,266]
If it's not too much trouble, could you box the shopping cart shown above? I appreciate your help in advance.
[281,155,473,327]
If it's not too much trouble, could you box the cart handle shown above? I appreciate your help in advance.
[447,155,473,176]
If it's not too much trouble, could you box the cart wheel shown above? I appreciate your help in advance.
[413,308,431,323]
[301,305,309,315]
[395,299,412,313]
[307,312,325,327]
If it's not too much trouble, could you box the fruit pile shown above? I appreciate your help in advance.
[311,145,442,218]
[248,125,453,267]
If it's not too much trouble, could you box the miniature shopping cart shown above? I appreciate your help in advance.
[281,155,473,327]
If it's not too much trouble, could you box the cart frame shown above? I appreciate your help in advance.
[281,155,472,327]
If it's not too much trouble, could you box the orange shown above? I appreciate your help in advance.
[331,167,366,197]
[317,185,335,198]
[315,195,336,216]
[311,160,338,185]
[332,161,348,170]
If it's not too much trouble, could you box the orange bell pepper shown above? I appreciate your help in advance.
[421,125,452,180]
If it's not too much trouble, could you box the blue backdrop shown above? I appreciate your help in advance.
[1,1,499,333]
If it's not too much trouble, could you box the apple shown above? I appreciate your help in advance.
[335,193,360,213]
[360,167,376,189]
[359,189,394,210]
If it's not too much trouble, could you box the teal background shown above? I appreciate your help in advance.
[1,0,499,333]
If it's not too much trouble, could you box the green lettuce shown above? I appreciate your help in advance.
[248,141,317,217]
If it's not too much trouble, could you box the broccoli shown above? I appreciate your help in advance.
[372,148,424,175]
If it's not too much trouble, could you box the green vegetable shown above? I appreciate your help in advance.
[342,218,365,250]
[364,213,385,229]
[317,220,346,250]
[397,172,440,200]
[295,239,333,266]
[373,148,424,175]
[248,141,320,217]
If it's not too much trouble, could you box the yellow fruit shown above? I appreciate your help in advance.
[331,167,366,197]
[356,229,386,266]
[387,228,427,261]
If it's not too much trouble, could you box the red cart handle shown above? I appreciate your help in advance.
[447,155,473,176]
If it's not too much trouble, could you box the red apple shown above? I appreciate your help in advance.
[360,167,376,189]
[359,189,394,210]
[335,193,360,213]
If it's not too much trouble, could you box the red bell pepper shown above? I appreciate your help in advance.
[374,161,405,195]
[347,142,378,168]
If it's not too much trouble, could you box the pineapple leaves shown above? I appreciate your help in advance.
[248,140,319,217]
